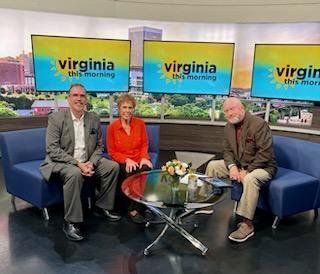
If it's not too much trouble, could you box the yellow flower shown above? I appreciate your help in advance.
[161,159,191,177]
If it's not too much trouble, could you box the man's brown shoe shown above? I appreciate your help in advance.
[228,222,254,243]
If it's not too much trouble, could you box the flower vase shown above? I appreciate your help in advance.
[171,176,180,205]
[171,176,180,190]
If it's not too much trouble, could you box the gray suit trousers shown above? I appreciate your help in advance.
[53,158,119,223]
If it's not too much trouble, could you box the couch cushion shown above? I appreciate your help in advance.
[12,160,93,208]
[268,167,319,217]
[269,167,318,191]
[9,160,63,208]
[13,160,44,181]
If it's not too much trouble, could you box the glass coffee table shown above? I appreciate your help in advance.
[121,170,229,256]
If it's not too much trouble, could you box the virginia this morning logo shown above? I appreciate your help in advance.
[50,57,116,82]
[157,59,217,84]
[269,64,320,90]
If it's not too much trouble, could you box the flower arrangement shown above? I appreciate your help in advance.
[161,159,191,178]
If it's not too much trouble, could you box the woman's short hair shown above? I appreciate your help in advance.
[117,93,136,109]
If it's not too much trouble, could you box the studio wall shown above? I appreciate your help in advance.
[1,6,320,148]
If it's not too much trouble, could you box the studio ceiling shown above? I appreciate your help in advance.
[0,0,319,22]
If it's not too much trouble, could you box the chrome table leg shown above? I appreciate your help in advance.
[42,208,49,221]
[145,206,208,256]
[272,216,279,229]
[144,223,170,255]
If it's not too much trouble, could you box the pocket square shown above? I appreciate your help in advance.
[246,137,254,143]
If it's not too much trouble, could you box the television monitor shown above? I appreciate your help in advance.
[143,40,234,95]
[251,44,320,102]
[31,35,130,92]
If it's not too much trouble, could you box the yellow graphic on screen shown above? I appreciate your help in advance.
[268,62,297,90]
[50,59,78,82]
[157,57,183,84]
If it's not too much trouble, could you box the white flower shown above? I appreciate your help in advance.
[175,169,185,176]
[161,159,191,177]
[181,162,188,168]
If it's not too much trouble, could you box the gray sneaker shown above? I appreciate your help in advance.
[228,222,254,242]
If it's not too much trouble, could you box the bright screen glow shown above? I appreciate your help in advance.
[32,35,130,92]
[251,44,320,102]
[143,41,234,95]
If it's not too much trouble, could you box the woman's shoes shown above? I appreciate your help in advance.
[128,209,155,224]
[129,211,146,224]
[144,209,154,222]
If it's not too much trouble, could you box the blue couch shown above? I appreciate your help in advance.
[0,124,160,220]
[231,135,320,228]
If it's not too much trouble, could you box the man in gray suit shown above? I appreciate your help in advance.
[206,97,277,243]
[40,84,120,241]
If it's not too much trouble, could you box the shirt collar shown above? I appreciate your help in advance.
[235,119,244,128]
[70,110,84,122]
[114,117,136,130]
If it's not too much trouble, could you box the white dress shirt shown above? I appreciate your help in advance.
[70,111,86,163]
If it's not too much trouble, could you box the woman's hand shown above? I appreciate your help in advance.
[139,158,153,169]
[125,158,139,173]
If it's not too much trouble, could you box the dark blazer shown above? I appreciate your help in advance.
[40,110,103,181]
[223,112,277,177]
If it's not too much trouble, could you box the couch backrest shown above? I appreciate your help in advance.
[0,128,46,167]
[101,124,160,154]
[273,135,320,179]
[0,124,160,166]
[101,124,107,150]
[146,125,160,154]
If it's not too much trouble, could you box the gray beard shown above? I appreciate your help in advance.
[229,117,242,124]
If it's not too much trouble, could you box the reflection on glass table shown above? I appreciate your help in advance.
[121,170,230,256]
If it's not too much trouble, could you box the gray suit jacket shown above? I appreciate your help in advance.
[40,110,104,181]
[223,112,277,177]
